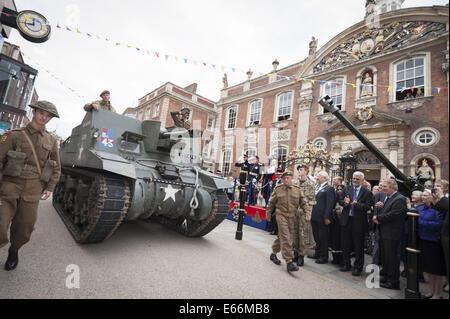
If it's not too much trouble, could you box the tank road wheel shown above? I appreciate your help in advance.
[160,191,229,238]
[52,168,131,244]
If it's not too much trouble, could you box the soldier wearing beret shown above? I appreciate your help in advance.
[266,171,309,272]
[84,90,117,113]
[170,107,191,130]
[292,164,316,266]
[0,101,61,271]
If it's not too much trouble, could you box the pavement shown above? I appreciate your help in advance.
[0,198,447,299]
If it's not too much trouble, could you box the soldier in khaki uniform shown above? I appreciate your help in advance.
[266,171,309,272]
[84,90,117,113]
[170,108,191,130]
[0,101,61,271]
[293,164,316,266]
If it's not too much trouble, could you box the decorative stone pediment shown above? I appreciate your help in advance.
[327,109,409,133]
[271,129,291,142]
[387,96,433,111]
[313,21,446,73]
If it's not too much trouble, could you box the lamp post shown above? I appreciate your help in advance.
[235,184,246,240]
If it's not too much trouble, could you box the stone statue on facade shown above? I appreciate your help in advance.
[222,73,228,89]
[416,159,435,181]
[309,36,318,56]
[360,73,374,97]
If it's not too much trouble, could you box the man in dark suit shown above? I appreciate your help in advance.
[372,180,387,266]
[373,179,407,290]
[339,172,374,276]
[309,171,336,264]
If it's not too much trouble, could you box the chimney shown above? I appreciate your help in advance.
[184,83,198,94]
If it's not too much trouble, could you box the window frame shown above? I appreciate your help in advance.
[390,53,430,103]
[225,105,238,130]
[153,102,160,117]
[320,77,345,115]
[275,91,294,122]
[272,145,289,169]
[221,149,233,176]
[247,99,263,126]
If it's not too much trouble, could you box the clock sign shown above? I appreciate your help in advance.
[15,10,51,43]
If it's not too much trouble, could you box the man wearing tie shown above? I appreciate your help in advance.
[309,171,336,264]
[373,179,407,290]
[372,180,387,266]
[339,171,374,276]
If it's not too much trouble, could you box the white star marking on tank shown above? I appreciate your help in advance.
[162,184,180,202]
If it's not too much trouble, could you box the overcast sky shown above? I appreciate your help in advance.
[6,0,448,138]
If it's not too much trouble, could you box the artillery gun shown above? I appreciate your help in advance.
[53,110,230,244]
[318,95,426,299]
[317,95,426,195]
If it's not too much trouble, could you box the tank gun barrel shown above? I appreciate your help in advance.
[318,95,423,194]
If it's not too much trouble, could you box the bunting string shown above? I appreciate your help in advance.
[3,11,447,97]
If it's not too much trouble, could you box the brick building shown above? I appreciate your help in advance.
[129,82,218,171]
[216,2,449,184]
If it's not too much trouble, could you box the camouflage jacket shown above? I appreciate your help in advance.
[170,112,191,130]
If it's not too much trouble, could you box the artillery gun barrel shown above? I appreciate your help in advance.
[317,95,409,184]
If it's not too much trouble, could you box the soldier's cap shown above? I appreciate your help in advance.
[276,167,283,173]
[297,164,309,171]
[243,153,248,158]
[100,90,110,97]
[281,171,293,178]
[29,101,60,118]
[216,170,222,174]
[180,108,190,114]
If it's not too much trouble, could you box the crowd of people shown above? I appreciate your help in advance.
[231,156,449,297]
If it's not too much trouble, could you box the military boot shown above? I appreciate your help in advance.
[270,253,281,265]
[297,255,304,267]
[4,249,19,271]
[287,261,299,272]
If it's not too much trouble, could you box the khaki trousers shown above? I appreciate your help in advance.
[0,177,42,250]
[272,214,295,263]
[293,211,307,256]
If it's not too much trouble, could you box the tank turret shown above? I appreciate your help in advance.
[53,110,230,244]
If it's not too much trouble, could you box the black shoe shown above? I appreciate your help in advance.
[307,254,319,259]
[401,270,407,278]
[270,231,277,235]
[287,262,299,272]
[315,259,328,264]
[340,265,351,272]
[380,281,400,290]
[352,269,362,276]
[4,249,18,271]
[297,255,304,267]
[270,254,281,265]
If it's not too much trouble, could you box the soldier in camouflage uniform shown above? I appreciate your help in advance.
[267,171,309,272]
[0,101,61,271]
[84,90,117,113]
[293,164,316,266]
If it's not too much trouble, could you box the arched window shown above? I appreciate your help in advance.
[395,57,425,101]
[248,99,262,126]
[226,105,238,129]
[322,79,344,113]
[221,149,232,176]
[273,146,288,169]
[276,92,293,121]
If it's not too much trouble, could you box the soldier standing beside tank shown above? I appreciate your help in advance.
[0,101,61,271]
[170,108,191,130]
[293,164,316,267]
[267,171,309,272]
[84,90,117,113]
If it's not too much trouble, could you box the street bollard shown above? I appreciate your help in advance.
[405,209,421,299]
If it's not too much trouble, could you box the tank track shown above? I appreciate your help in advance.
[159,190,229,237]
[53,167,131,244]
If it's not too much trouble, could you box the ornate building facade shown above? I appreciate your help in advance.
[216,3,449,184]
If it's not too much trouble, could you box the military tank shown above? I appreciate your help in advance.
[53,110,231,244]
